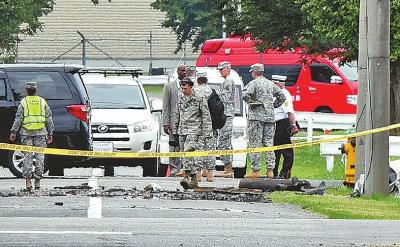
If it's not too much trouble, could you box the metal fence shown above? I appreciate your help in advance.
[16,31,198,74]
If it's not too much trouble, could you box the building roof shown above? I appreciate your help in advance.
[17,0,199,63]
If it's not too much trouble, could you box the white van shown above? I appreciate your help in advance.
[158,67,248,178]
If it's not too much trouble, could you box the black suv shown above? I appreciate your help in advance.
[0,64,92,177]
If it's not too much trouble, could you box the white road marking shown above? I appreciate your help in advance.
[87,197,102,219]
[0,231,132,235]
[87,168,103,219]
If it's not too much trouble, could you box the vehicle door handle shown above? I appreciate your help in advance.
[309,87,316,92]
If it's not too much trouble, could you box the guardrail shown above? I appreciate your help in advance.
[295,112,356,142]
[319,135,400,171]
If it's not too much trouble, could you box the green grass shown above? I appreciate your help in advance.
[144,85,163,93]
[246,144,346,180]
[249,143,400,220]
[269,187,400,219]
[291,145,346,180]
[308,130,346,136]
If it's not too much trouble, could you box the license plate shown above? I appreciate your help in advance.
[93,142,114,152]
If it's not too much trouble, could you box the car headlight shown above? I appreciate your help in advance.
[232,127,246,139]
[133,120,153,133]
[347,95,357,105]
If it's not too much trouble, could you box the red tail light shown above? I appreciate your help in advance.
[66,104,89,123]
[201,40,225,53]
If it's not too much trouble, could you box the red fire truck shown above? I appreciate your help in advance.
[196,37,358,114]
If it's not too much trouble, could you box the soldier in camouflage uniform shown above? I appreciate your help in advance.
[243,64,286,178]
[214,62,236,178]
[9,81,54,191]
[173,77,213,189]
[186,65,197,85]
[194,72,216,182]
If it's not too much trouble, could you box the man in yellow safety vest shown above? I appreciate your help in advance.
[9,81,54,191]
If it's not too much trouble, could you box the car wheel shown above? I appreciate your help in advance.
[7,150,50,178]
[316,107,333,113]
[233,167,246,178]
[104,165,115,176]
[157,158,168,177]
[142,158,157,177]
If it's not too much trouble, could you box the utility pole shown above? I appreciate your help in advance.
[364,0,390,196]
[355,0,367,181]
[77,30,86,66]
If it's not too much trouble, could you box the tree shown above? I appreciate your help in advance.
[0,0,55,63]
[151,0,220,53]
[153,0,400,125]
[151,0,307,52]
[213,0,307,52]
[297,0,400,125]
[0,0,108,63]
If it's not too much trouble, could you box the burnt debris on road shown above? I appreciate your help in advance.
[0,183,271,203]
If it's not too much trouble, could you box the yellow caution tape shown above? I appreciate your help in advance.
[248,101,262,105]
[1,123,399,158]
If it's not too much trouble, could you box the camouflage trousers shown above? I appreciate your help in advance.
[195,130,217,170]
[21,135,47,179]
[217,116,233,165]
[248,120,276,171]
[179,134,199,175]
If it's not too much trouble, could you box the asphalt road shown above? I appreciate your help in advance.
[0,167,400,247]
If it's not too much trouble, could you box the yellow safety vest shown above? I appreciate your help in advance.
[21,96,46,130]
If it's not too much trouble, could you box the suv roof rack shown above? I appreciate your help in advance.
[80,67,144,78]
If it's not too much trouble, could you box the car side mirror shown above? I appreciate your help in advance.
[151,99,163,112]
[330,75,343,84]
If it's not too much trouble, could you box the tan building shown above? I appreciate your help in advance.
[17,0,200,71]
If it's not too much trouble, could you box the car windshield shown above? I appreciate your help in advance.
[208,83,243,116]
[86,84,145,109]
[334,61,358,81]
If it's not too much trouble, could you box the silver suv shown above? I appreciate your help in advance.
[81,67,161,176]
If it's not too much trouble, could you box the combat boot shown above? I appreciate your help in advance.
[188,174,198,189]
[175,170,185,177]
[201,164,208,177]
[214,163,233,178]
[244,170,261,178]
[206,170,214,182]
[214,164,228,177]
[25,178,32,191]
[267,169,274,178]
[34,179,40,190]
[180,171,191,190]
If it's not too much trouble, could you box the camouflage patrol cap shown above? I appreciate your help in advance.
[217,61,231,70]
[249,63,264,72]
[186,65,196,71]
[25,81,37,89]
[197,72,207,78]
[271,75,287,83]
[180,77,194,86]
